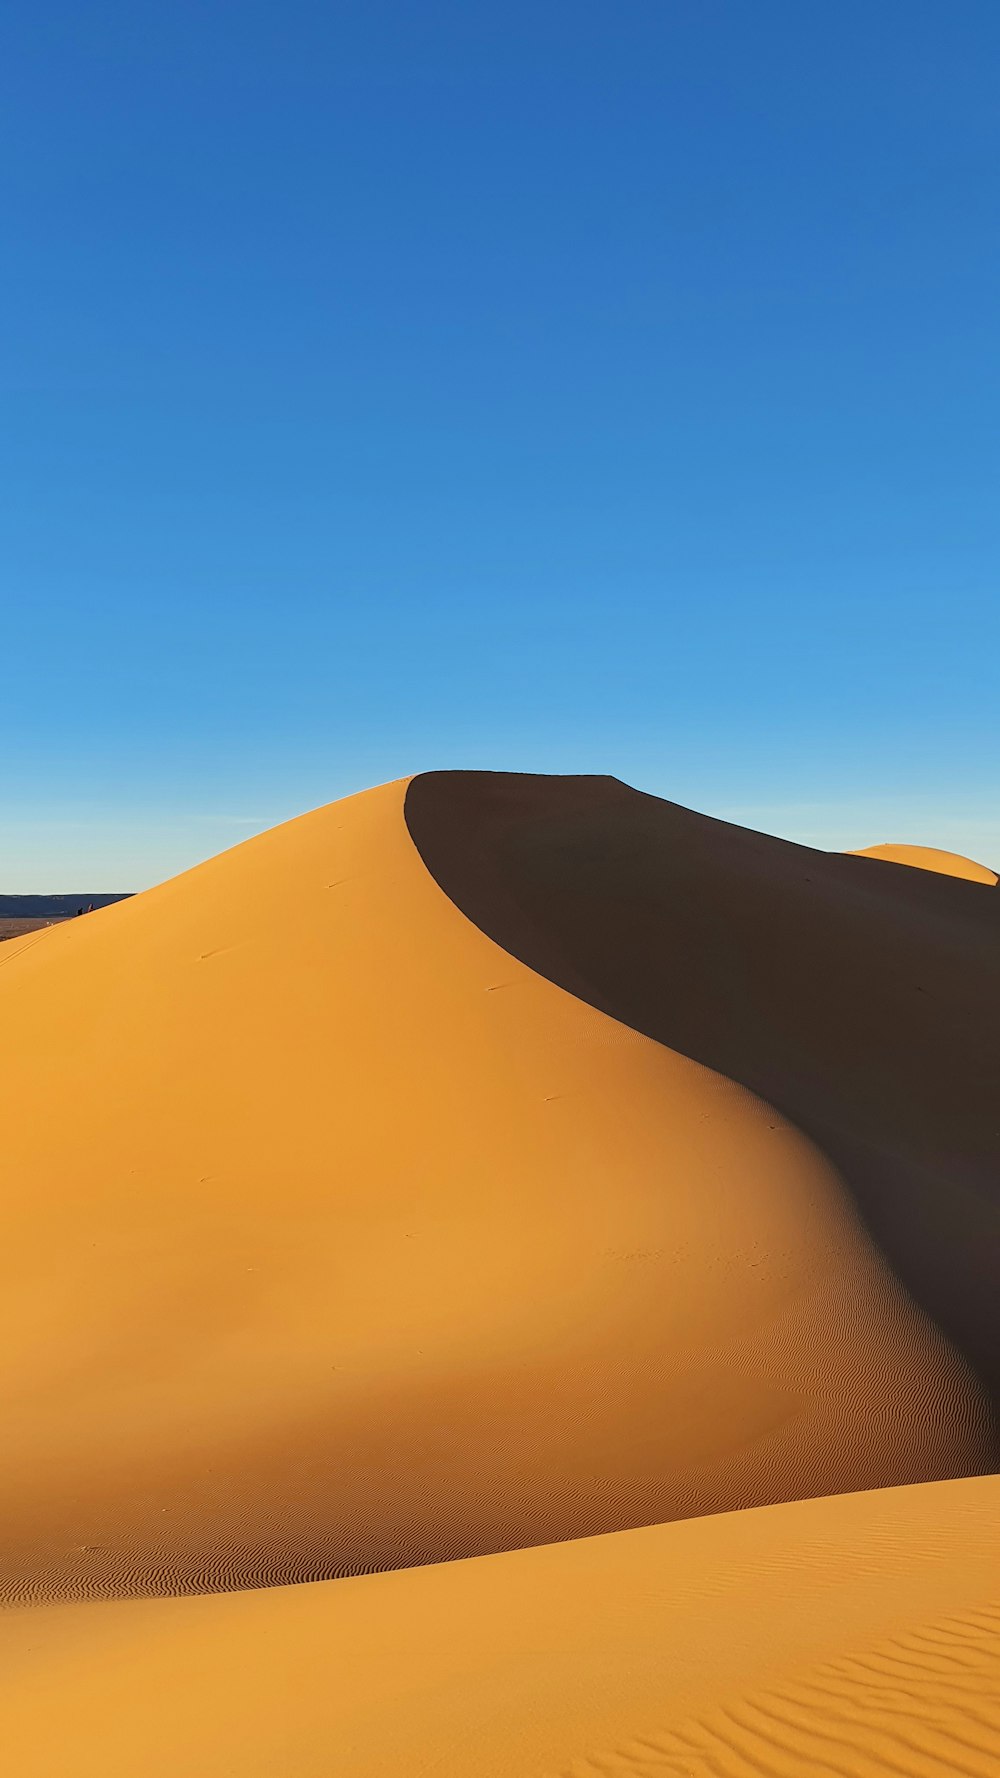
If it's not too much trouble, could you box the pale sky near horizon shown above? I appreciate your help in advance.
[3,2,998,889]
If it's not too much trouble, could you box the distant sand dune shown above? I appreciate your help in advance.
[0,775,993,1606]
[850,840,998,884]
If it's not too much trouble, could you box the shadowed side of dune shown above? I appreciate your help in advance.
[405,771,1000,1419]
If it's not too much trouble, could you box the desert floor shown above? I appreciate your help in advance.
[0,916,65,942]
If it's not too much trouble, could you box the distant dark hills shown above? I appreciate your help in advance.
[0,894,132,918]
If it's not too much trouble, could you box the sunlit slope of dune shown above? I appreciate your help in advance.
[2,1476,998,1777]
[0,776,992,1604]
[851,841,998,883]
[406,772,1000,1408]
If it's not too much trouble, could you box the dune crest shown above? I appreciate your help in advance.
[0,774,992,1606]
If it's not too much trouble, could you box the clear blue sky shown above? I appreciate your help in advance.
[3,2,997,888]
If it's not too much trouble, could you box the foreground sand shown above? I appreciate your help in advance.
[3,1475,998,1776]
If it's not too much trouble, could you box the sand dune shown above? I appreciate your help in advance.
[2,770,997,1772]
[850,840,998,884]
[0,775,993,1608]
[2,1475,997,1776]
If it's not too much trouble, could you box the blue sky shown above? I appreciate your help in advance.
[3,2,997,888]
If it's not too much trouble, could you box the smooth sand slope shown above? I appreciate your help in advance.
[406,772,1000,1403]
[3,1475,998,1777]
[851,841,998,884]
[0,775,993,1606]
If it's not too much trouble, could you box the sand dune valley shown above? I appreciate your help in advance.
[1,768,998,1776]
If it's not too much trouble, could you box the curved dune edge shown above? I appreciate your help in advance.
[849,841,998,885]
[404,771,1000,1410]
[0,775,992,1604]
[2,1475,998,1776]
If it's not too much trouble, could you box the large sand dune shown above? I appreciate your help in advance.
[2,771,997,1770]
[1,774,994,1605]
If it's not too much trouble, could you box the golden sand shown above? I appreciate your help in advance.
[1,772,997,1771]
[2,1476,997,1776]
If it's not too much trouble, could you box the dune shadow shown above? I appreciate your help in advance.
[405,770,1000,1442]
